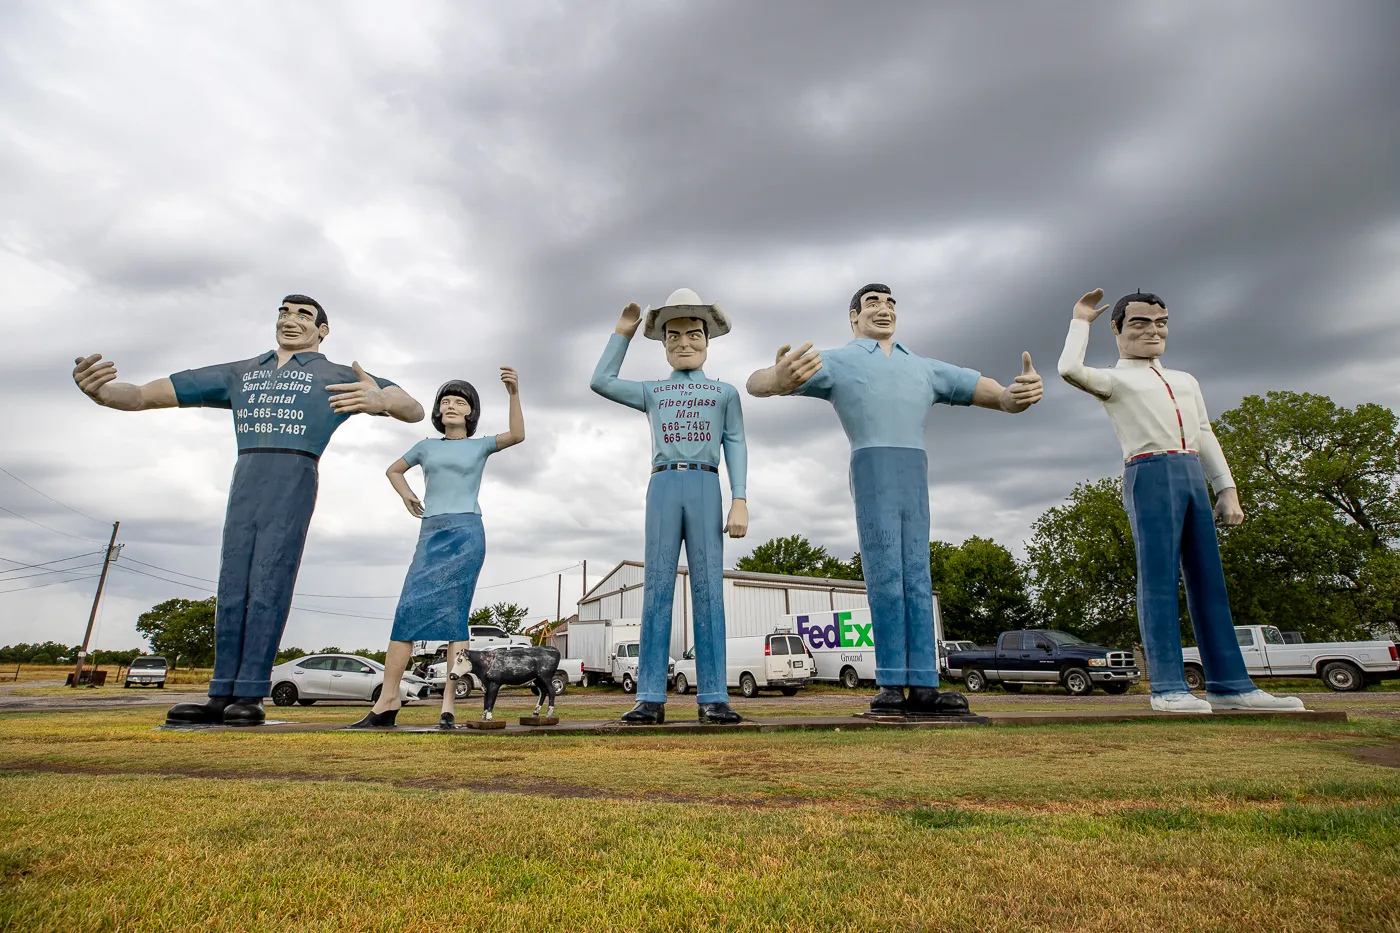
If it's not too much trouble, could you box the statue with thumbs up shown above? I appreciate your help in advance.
[747,284,1041,717]
[71,294,424,725]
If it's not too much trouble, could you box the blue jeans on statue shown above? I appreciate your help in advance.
[209,451,319,699]
[1122,452,1255,696]
[851,446,939,688]
[638,466,729,705]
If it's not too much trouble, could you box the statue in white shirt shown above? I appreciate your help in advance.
[1057,289,1303,714]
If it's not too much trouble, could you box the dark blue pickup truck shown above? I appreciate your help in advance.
[944,630,1140,696]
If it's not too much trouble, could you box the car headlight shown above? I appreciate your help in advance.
[1088,658,1108,667]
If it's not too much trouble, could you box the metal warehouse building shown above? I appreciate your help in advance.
[574,560,870,660]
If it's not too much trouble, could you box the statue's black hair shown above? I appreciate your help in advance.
[1111,290,1166,332]
[849,284,892,312]
[432,380,481,436]
[282,294,328,329]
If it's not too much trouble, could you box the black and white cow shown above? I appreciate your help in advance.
[450,645,561,721]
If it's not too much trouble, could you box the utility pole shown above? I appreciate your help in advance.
[582,560,587,600]
[72,521,119,688]
[556,573,562,622]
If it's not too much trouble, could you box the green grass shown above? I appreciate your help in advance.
[3,705,1400,932]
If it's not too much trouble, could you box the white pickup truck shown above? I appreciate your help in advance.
[1182,625,1400,692]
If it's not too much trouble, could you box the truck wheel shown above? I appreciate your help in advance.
[550,673,568,696]
[454,679,473,699]
[622,674,636,694]
[1001,683,1023,693]
[673,673,689,695]
[739,673,759,699]
[1100,682,1130,695]
[1183,666,1206,691]
[1321,661,1364,692]
[781,687,799,696]
[270,683,298,707]
[1063,668,1093,696]
[839,667,860,690]
[963,668,987,693]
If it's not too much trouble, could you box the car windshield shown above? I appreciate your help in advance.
[1042,631,1087,646]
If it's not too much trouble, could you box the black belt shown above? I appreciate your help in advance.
[238,447,320,462]
[652,462,718,474]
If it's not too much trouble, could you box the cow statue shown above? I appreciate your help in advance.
[450,645,561,721]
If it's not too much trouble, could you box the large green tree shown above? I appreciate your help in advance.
[736,535,861,580]
[470,602,531,635]
[1215,391,1400,639]
[135,597,217,668]
[929,536,1034,645]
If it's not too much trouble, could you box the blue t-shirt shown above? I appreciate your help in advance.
[402,436,499,517]
[792,339,981,451]
[170,350,397,458]
[589,333,747,499]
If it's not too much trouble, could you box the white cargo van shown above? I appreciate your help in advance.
[785,605,945,688]
[672,630,813,698]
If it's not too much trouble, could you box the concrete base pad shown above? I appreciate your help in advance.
[159,708,1345,735]
[519,716,559,726]
[857,712,990,725]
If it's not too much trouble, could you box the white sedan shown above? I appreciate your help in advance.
[268,654,431,707]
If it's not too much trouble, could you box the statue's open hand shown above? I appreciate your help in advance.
[402,493,425,519]
[73,354,118,404]
[615,303,643,339]
[326,361,388,415]
[724,499,749,539]
[1214,487,1245,526]
[773,342,822,394]
[499,366,519,395]
[1001,352,1043,412]
[1073,288,1110,323]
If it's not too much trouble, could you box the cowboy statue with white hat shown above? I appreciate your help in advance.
[590,288,748,725]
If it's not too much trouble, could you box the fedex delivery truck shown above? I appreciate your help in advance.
[784,601,946,688]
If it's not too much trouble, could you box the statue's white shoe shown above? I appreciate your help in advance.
[1150,692,1213,713]
[1206,690,1306,711]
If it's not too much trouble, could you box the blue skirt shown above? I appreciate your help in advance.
[389,512,486,642]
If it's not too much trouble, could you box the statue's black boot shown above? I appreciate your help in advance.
[221,697,266,726]
[906,686,970,715]
[437,712,455,730]
[620,701,665,725]
[869,686,906,713]
[347,707,399,729]
[165,695,232,725]
[697,702,743,724]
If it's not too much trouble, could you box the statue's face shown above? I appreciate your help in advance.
[1114,301,1169,360]
[439,394,472,429]
[276,302,327,352]
[850,291,897,341]
[663,317,709,371]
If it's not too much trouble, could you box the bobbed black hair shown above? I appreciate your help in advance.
[1111,291,1166,332]
[432,380,481,436]
[282,294,328,329]
[849,283,893,312]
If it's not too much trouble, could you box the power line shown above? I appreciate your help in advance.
[0,466,107,525]
[0,504,108,543]
[109,562,392,621]
[0,562,104,583]
[0,574,101,596]
[119,555,217,584]
[0,551,105,574]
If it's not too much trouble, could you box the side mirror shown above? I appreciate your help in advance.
[361,667,373,674]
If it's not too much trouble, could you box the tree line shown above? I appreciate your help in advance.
[736,392,1399,648]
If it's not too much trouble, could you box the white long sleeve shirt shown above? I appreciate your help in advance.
[1057,319,1235,491]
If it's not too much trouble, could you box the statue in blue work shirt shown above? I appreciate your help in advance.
[747,284,1043,716]
[590,288,749,725]
[72,295,425,725]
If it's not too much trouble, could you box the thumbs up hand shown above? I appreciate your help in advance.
[1001,351,1043,413]
[327,360,389,414]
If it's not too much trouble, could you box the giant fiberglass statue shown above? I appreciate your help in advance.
[1056,288,1303,712]
[349,369,527,729]
[746,283,1044,716]
[72,295,424,725]
[590,288,748,725]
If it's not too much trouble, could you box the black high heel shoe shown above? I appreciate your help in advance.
[347,707,399,729]
[437,712,455,730]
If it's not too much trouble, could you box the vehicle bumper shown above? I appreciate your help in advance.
[768,678,809,687]
[1090,669,1141,684]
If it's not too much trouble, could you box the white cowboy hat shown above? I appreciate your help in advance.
[642,287,732,341]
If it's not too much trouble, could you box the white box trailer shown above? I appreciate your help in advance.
[566,618,650,687]
[784,602,946,688]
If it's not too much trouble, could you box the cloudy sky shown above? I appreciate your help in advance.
[2,1,1397,654]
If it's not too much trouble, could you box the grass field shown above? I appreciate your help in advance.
[3,691,1400,933]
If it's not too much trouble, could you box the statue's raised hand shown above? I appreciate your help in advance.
[326,361,388,415]
[614,303,643,339]
[1073,288,1111,323]
[771,342,822,394]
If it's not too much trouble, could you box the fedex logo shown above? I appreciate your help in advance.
[796,612,873,650]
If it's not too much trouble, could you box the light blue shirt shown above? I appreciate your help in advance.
[590,333,748,499]
[792,339,981,451]
[402,436,498,517]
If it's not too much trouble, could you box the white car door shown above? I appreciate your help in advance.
[785,636,810,680]
[289,656,334,698]
[328,656,379,699]
[1235,628,1268,673]
[765,635,789,684]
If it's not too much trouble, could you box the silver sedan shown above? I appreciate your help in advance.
[268,654,431,707]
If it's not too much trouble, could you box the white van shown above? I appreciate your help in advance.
[672,631,813,698]
[785,606,945,689]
